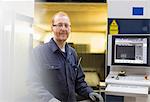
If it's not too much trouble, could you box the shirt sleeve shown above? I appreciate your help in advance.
[75,64,93,98]
[26,48,54,102]
[73,50,93,98]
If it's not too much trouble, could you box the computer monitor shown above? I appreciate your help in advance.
[111,34,150,66]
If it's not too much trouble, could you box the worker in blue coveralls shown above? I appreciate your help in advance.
[28,11,104,102]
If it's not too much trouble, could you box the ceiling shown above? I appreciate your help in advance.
[34,2,108,33]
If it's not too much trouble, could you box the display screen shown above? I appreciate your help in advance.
[111,35,150,66]
[116,45,135,60]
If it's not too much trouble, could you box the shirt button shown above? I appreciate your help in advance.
[51,66,54,69]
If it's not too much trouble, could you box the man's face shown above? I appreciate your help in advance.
[52,15,71,42]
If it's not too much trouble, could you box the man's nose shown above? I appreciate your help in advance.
[62,25,66,29]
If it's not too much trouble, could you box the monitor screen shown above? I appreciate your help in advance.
[116,45,135,60]
[111,35,150,66]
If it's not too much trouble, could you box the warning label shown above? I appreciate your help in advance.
[109,20,119,35]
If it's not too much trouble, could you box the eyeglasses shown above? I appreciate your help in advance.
[53,23,71,28]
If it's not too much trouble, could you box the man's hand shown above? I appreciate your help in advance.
[49,98,61,102]
[89,92,104,102]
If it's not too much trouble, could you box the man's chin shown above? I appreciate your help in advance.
[59,38,67,42]
[61,37,68,41]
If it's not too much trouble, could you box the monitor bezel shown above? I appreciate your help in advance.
[111,34,150,66]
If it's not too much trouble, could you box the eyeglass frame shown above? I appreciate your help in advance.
[52,23,71,29]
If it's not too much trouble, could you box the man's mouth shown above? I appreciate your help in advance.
[60,33,67,35]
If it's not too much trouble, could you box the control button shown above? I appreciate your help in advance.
[111,76,115,78]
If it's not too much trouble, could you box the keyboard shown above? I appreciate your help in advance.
[105,84,149,95]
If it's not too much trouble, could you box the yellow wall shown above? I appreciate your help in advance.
[42,32,106,53]
[68,32,106,53]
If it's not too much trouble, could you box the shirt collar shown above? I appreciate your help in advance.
[48,38,72,56]
[48,38,59,52]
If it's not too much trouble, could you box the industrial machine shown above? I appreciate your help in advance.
[105,34,150,102]
[106,0,150,102]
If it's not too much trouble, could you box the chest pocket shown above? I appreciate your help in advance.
[44,63,61,76]
[43,63,61,79]
[45,64,60,70]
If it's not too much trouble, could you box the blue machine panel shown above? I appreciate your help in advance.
[132,7,144,16]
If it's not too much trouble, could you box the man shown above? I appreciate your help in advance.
[28,12,103,102]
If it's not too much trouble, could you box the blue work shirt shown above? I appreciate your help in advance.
[29,38,93,102]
